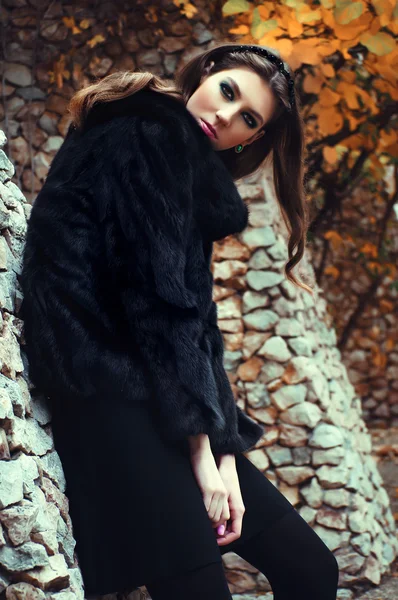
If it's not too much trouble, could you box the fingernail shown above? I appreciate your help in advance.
[218,524,225,535]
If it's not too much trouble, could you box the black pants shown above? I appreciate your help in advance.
[145,502,339,599]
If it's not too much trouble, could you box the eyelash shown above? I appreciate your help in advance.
[220,82,257,128]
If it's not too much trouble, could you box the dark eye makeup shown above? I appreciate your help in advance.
[220,82,257,129]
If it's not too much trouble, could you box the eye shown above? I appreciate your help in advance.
[220,82,257,129]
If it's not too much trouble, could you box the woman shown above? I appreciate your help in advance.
[20,43,339,599]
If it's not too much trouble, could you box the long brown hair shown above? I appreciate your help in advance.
[68,42,312,294]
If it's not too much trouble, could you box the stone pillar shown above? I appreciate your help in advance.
[214,167,398,595]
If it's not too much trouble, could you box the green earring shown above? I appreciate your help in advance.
[235,144,244,153]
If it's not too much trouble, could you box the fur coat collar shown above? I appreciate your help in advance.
[80,87,250,243]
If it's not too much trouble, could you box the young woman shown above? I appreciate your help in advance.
[20,43,339,599]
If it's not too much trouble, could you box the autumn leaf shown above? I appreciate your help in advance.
[360,243,378,258]
[317,106,344,135]
[222,0,251,16]
[334,0,365,25]
[87,34,106,49]
[319,86,341,107]
[324,230,345,251]
[79,19,92,30]
[323,146,339,164]
[324,265,341,279]
[229,24,250,34]
[360,31,396,56]
[62,16,82,35]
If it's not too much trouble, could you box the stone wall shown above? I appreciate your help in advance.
[1,129,397,598]
[0,130,86,599]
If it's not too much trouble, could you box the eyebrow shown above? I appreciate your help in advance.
[226,76,264,126]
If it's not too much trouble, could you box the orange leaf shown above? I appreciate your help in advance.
[270,38,293,59]
[370,16,381,35]
[287,19,303,38]
[360,243,378,258]
[367,261,384,274]
[62,16,82,34]
[79,18,92,29]
[229,24,249,34]
[324,230,345,251]
[320,63,335,78]
[380,129,397,148]
[317,106,344,135]
[319,86,341,107]
[87,34,105,48]
[303,73,324,94]
[336,82,361,109]
[380,299,394,313]
[323,146,339,164]
[324,265,340,279]
[340,70,356,83]
[258,3,273,19]
[371,0,395,27]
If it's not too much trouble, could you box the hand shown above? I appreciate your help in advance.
[213,454,246,547]
[189,449,231,529]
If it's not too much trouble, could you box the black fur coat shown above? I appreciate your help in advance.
[20,88,265,455]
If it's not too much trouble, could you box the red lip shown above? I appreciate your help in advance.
[201,119,217,139]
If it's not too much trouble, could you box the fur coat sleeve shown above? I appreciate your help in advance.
[20,91,265,455]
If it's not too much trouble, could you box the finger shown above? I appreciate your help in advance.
[208,493,219,521]
[214,493,225,523]
[223,497,230,522]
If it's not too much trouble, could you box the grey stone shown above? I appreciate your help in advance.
[312,446,345,466]
[300,477,323,508]
[275,318,305,337]
[248,248,272,270]
[351,532,372,556]
[247,270,284,291]
[317,465,350,489]
[239,226,276,249]
[309,423,344,448]
[259,336,291,362]
[4,63,32,86]
[0,460,24,509]
[243,309,279,331]
[265,445,293,467]
[16,86,46,101]
[323,489,351,508]
[292,446,311,465]
[270,383,306,410]
[280,402,322,428]
[0,540,49,571]
[288,336,313,356]
[192,22,213,44]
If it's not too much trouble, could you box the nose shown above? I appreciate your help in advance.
[215,109,234,127]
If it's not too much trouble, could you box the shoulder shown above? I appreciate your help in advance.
[80,89,203,152]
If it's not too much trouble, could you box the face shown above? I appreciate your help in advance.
[186,65,278,151]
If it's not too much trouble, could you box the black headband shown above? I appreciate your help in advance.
[210,44,296,111]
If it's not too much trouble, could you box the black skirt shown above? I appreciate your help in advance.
[50,392,294,596]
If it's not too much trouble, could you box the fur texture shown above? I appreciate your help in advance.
[20,89,265,454]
